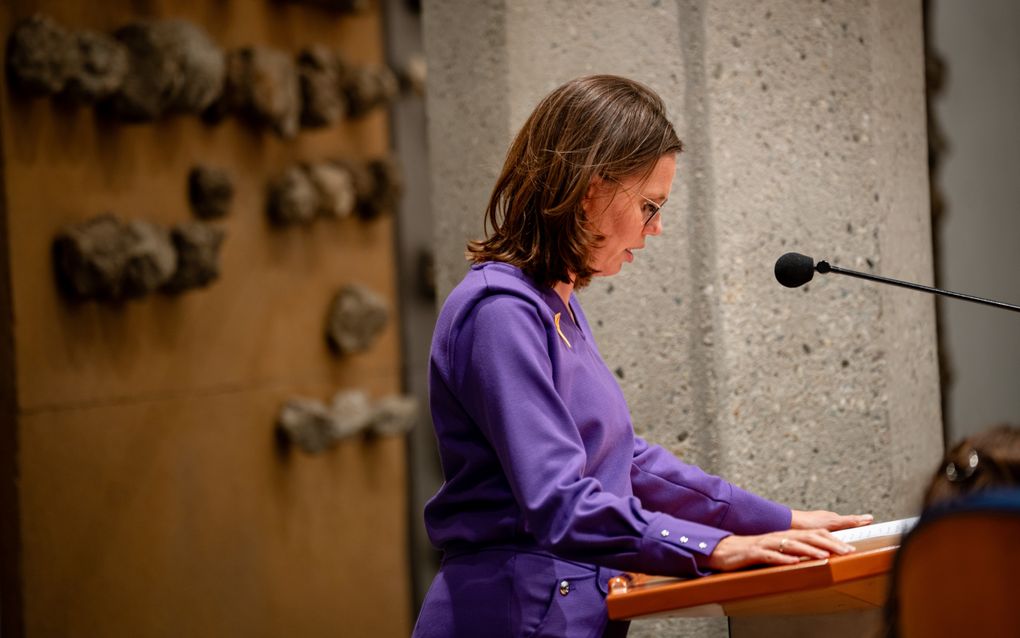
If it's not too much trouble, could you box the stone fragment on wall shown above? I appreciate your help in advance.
[297,46,347,128]
[53,214,178,301]
[6,14,77,95]
[63,29,129,103]
[276,398,338,454]
[276,390,417,454]
[188,165,234,219]
[122,220,177,297]
[325,284,388,355]
[358,157,403,220]
[343,64,398,118]
[329,390,375,438]
[53,214,135,300]
[398,53,426,97]
[162,221,225,293]
[307,162,356,219]
[267,165,319,225]
[368,395,417,436]
[109,20,225,121]
[218,46,300,138]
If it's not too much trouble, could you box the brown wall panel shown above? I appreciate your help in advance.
[1,1,409,636]
[20,385,408,637]
[2,1,396,411]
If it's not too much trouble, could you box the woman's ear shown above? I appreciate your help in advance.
[582,175,604,217]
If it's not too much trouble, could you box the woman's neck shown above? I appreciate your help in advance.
[553,280,574,310]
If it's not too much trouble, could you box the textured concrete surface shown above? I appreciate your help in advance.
[932,1,1020,443]
[424,1,942,636]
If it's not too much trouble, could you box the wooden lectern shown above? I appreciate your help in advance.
[606,535,901,620]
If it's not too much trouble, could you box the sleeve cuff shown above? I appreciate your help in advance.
[639,513,732,576]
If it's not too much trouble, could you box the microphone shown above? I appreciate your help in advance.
[774,252,1020,314]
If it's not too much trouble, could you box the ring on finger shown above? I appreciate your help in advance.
[778,538,788,554]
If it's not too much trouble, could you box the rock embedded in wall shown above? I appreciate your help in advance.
[276,390,418,454]
[276,397,340,454]
[121,220,178,297]
[7,14,402,133]
[217,46,301,138]
[267,165,319,225]
[53,215,224,301]
[53,214,177,301]
[188,165,234,219]
[162,221,226,293]
[267,160,366,225]
[325,284,388,355]
[307,161,357,219]
[359,157,403,220]
[343,64,398,118]
[368,395,417,436]
[6,14,78,96]
[63,29,129,104]
[53,214,136,301]
[397,53,426,97]
[329,390,376,438]
[297,45,347,128]
[108,19,225,121]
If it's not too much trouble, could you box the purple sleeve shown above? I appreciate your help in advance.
[630,436,792,535]
[444,295,730,576]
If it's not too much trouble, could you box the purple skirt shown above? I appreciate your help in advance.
[412,548,631,638]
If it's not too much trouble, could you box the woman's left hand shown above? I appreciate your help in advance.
[790,509,873,531]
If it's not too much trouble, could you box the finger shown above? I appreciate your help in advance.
[797,530,854,554]
[826,513,874,531]
[853,514,875,527]
[777,538,830,559]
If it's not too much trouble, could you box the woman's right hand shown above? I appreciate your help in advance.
[705,529,856,572]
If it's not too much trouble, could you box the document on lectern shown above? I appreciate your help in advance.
[832,516,918,547]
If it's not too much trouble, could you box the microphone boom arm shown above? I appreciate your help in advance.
[816,261,1020,314]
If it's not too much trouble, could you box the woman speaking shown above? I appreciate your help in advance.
[412,75,871,638]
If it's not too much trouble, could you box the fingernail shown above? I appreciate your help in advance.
[841,544,855,554]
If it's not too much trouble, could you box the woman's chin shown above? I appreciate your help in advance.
[593,263,623,278]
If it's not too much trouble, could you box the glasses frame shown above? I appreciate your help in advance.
[607,177,664,227]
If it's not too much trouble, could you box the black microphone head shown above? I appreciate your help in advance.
[775,252,815,288]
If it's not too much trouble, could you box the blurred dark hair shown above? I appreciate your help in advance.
[923,423,1020,507]
[467,74,683,289]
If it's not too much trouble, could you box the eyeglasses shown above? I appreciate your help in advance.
[608,177,665,227]
[944,448,980,483]
[636,192,663,227]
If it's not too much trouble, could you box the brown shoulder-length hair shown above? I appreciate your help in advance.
[467,75,683,289]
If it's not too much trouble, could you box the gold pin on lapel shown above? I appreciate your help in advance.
[553,312,572,348]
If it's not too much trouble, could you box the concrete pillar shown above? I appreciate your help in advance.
[423,1,942,636]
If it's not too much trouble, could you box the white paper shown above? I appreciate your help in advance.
[831,516,919,542]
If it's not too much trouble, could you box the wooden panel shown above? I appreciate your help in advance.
[19,384,409,638]
[1,0,396,411]
[1,1,409,636]
[722,574,887,616]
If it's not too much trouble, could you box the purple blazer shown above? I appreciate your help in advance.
[413,263,790,637]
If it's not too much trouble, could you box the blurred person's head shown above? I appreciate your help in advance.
[923,423,1020,507]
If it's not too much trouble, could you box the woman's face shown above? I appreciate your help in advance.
[584,153,676,278]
